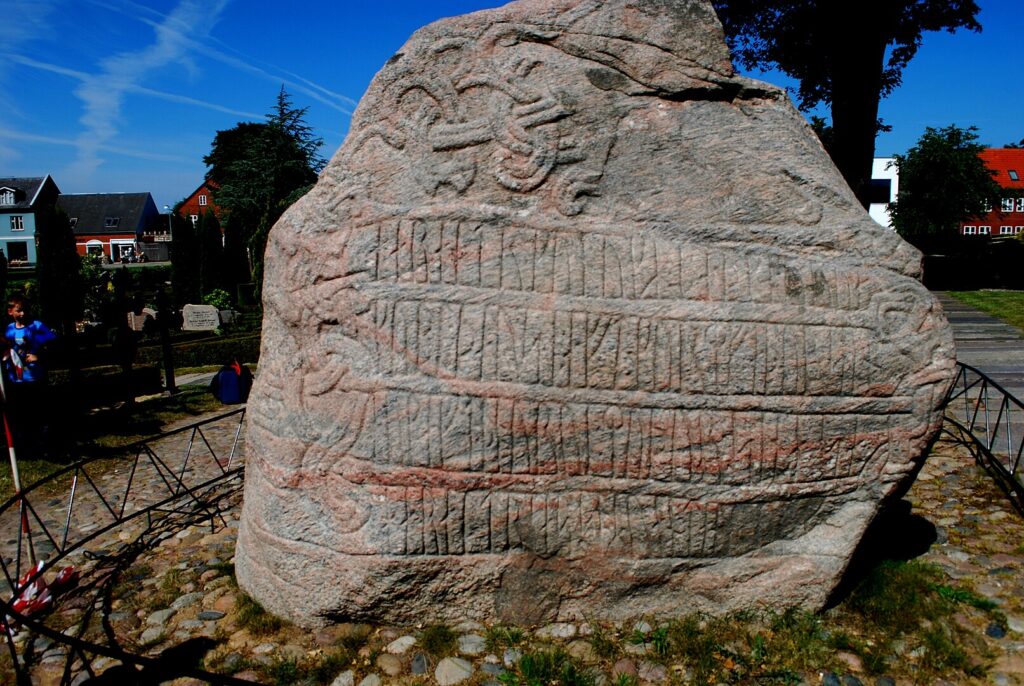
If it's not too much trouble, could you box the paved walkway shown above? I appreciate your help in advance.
[937,292,1024,399]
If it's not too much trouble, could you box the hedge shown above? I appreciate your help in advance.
[135,332,261,368]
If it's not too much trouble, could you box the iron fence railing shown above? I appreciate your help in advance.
[0,407,253,685]
[942,362,1024,511]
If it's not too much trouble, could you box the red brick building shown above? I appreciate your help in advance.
[178,179,221,226]
[961,148,1024,237]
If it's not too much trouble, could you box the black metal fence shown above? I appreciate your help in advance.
[943,362,1024,511]
[0,408,251,685]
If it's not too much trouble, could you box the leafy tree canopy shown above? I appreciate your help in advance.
[202,88,321,293]
[889,125,1001,242]
[712,1,981,207]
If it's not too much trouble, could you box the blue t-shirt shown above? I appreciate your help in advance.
[5,321,57,384]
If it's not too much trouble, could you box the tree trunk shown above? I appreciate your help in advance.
[824,4,890,209]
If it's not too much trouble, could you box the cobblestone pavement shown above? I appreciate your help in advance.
[0,408,246,591]
[5,425,1024,685]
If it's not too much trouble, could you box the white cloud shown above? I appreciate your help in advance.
[67,0,232,181]
[0,127,191,163]
[6,54,261,119]
[87,0,356,114]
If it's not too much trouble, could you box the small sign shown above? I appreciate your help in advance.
[153,235,172,242]
[127,307,156,332]
[182,304,220,331]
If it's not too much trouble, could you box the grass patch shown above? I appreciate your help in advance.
[500,648,594,686]
[588,623,621,661]
[418,624,457,656]
[486,625,526,651]
[948,290,1024,332]
[142,567,195,612]
[236,592,284,635]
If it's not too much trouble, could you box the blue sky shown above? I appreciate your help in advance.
[3,0,1022,211]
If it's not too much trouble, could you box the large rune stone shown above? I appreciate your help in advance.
[236,0,955,626]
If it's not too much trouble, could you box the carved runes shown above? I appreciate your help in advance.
[236,0,955,627]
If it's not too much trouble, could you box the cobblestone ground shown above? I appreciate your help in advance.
[7,425,1024,685]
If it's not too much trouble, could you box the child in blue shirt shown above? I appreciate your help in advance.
[5,294,57,385]
[3,294,57,456]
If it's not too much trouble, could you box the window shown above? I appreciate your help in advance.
[1011,170,1020,181]
[0,190,13,205]
[1002,198,1015,213]
[964,225,976,235]
[980,225,992,234]
[1001,226,1014,235]
[85,240,104,256]
[104,217,120,228]
[190,214,198,226]
[198,194,208,206]
[9,216,24,232]
[983,200,993,213]
[1017,226,1024,234]
[1016,198,1024,212]
[7,242,27,263]
[69,217,78,228]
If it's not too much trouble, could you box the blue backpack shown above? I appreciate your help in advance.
[210,362,252,404]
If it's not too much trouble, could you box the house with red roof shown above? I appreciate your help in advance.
[178,178,221,226]
[960,148,1024,237]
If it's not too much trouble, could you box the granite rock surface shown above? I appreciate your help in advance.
[236,0,955,626]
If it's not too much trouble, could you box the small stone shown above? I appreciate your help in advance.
[331,671,355,686]
[386,635,417,654]
[481,663,505,676]
[988,623,1008,639]
[993,674,1011,686]
[146,609,175,626]
[536,622,577,640]
[842,676,864,686]
[436,657,474,686]
[837,651,863,673]
[200,569,221,583]
[458,633,487,655]
[206,576,231,590]
[198,610,226,621]
[222,653,245,672]
[623,642,647,656]
[454,620,487,633]
[567,640,597,663]
[821,674,841,686]
[253,643,276,655]
[411,653,429,675]
[1008,616,1024,634]
[376,653,403,676]
[213,595,236,614]
[140,627,163,644]
[178,619,205,630]
[611,658,637,678]
[632,621,652,635]
[503,648,522,667]
[638,660,666,682]
[358,674,381,686]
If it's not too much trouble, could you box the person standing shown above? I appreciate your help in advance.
[4,294,57,457]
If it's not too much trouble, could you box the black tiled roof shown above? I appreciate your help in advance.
[0,177,47,210]
[58,192,158,235]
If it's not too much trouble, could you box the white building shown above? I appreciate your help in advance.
[869,157,899,229]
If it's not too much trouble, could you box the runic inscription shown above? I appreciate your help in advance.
[237,0,956,627]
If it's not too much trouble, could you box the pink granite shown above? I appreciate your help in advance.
[236,0,956,626]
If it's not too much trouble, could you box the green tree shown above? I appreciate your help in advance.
[712,1,981,207]
[888,125,1001,244]
[204,89,322,296]
[170,211,200,307]
[35,203,83,336]
[268,85,326,174]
